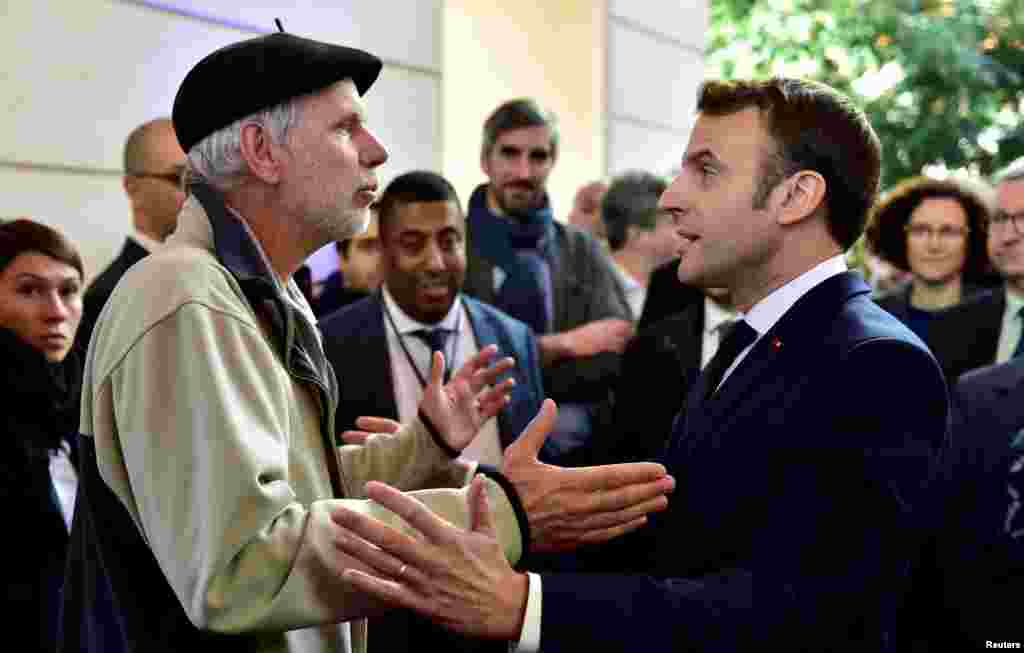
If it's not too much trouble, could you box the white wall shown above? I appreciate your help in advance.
[1,0,441,281]
[605,0,707,179]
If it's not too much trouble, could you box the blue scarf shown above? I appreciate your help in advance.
[467,184,554,334]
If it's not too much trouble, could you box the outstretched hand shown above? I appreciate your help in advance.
[503,399,675,552]
[340,416,402,445]
[333,477,528,640]
[418,345,516,453]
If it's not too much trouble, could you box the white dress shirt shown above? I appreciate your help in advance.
[514,253,850,652]
[701,297,740,369]
[611,260,647,320]
[996,286,1024,364]
[381,286,504,467]
[49,440,77,531]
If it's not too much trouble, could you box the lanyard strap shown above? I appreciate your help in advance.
[381,295,463,389]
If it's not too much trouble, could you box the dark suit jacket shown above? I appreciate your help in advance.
[312,270,369,318]
[638,257,705,329]
[463,220,630,404]
[902,358,1024,649]
[585,300,704,466]
[320,293,546,453]
[539,272,949,652]
[78,237,148,353]
[926,287,1005,382]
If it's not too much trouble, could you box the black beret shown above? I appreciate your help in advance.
[172,30,382,152]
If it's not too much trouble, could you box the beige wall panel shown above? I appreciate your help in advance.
[608,0,707,51]
[607,118,690,179]
[139,0,441,71]
[608,23,704,132]
[0,168,129,283]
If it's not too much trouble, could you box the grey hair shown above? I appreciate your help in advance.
[995,156,1024,185]
[187,99,300,190]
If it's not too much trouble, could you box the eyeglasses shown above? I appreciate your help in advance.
[984,210,1024,236]
[904,223,970,241]
[129,166,186,188]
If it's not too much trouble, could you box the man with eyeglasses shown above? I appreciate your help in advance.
[928,158,1024,380]
[78,117,187,349]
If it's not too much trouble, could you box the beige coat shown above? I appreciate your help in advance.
[80,196,524,653]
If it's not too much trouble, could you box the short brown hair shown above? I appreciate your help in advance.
[0,219,84,280]
[698,78,882,250]
[864,176,991,279]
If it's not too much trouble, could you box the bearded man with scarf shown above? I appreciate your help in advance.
[464,99,633,459]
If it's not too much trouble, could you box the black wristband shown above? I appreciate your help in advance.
[476,464,531,560]
[417,409,460,459]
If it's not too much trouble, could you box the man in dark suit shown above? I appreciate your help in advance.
[902,356,1024,648]
[330,77,949,653]
[78,118,186,350]
[321,169,555,653]
[927,157,1024,380]
[313,208,382,318]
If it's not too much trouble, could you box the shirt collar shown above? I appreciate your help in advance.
[704,296,738,334]
[381,284,463,335]
[742,254,848,337]
[611,259,643,293]
[1005,284,1024,319]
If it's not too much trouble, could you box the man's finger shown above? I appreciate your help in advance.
[354,416,402,434]
[343,568,435,617]
[577,516,649,546]
[331,504,435,571]
[560,462,670,492]
[507,398,558,461]
[546,496,669,531]
[468,475,497,536]
[563,473,675,513]
[429,350,446,388]
[454,345,498,381]
[340,431,373,445]
[364,481,455,546]
[470,356,515,391]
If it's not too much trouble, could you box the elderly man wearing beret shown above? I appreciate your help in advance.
[58,27,674,653]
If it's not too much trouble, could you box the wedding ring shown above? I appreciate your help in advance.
[397,564,408,579]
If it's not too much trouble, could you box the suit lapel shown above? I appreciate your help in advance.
[690,273,870,428]
[463,298,516,448]
[366,297,399,420]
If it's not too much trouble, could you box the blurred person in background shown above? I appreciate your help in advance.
[601,170,679,321]
[566,179,608,246]
[0,219,111,652]
[864,175,991,341]
[78,118,187,350]
[315,206,383,317]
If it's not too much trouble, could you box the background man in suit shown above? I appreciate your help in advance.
[330,77,949,653]
[78,118,186,349]
[601,170,679,321]
[314,208,383,317]
[322,168,552,653]
[322,170,549,467]
[902,355,1024,648]
[462,98,633,457]
[928,158,1024,379]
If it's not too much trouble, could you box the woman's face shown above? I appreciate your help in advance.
[0,252,83,362]
[905,197,970,285]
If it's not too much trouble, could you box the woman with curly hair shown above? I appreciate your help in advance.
[0,218,87,652]
[865,175,993,339]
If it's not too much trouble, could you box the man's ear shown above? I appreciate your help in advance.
[238,122,283,184]
[122,175,137,196]
[775,170,826,226]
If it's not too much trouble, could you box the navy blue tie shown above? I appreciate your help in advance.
[700,320,758,401]
[411,328,453,383]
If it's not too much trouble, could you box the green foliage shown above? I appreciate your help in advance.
[707,0,1024,188]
